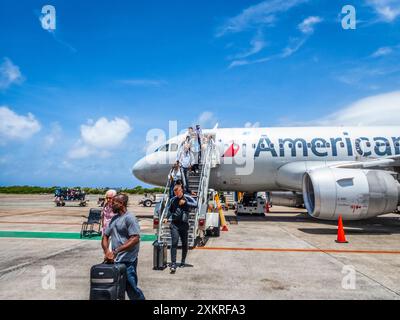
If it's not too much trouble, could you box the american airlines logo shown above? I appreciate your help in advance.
[254,132,400,158]
[223,143,240,157]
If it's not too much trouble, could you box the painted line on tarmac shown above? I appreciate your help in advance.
[0,230,156,241]
[194,246,400,255]
[0,221,82,226]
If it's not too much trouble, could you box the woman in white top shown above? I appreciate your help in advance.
[168,162,182,197]
[101,189,117,234]
[179,144,193,193]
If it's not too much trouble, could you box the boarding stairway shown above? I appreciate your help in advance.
[155,138,219,248]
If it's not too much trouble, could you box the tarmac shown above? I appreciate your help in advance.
[0,193,400,300]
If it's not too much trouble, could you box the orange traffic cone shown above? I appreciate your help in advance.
[221,225,229,231]
[336,215,348,243]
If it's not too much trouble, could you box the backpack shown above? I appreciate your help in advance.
[169,200,189,223]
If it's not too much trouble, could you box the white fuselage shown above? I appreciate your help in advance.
[132,126,400,192]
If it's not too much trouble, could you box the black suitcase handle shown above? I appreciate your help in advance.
[103,259,115,264]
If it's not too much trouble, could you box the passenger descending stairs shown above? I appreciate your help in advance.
[157,138,218,249]
[160,165,203,248]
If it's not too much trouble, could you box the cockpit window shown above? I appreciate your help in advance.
[155,143,178,152]
[158,144,169,152]
[154,143,179,152]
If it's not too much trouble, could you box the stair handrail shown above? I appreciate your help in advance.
[193,138,215,238]
[156,167,173,243]
[157,138,216,245]
[156,163,188,243]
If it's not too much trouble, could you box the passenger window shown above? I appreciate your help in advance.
[170,144,178,152]
[159,144,168,151]
[242,144,246,157]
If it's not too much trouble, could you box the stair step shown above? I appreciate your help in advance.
[158,145,213,249]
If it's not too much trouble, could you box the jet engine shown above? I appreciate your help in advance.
[302,168,400,220]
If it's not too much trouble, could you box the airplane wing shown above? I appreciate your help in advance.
[330,155,400,169]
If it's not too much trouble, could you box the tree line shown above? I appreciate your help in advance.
[0,185,164,195]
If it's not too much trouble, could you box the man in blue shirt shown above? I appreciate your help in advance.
[102,194,145,300]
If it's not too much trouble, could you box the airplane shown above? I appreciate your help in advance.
[132,126,400,221]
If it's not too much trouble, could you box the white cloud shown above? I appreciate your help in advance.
[316,91,400,126]
[68,142,93,159]
[228,36,306,68]
[44,122,62,148]
[220,1,312,69]
[370,44,400,58]
[36,12,77,53]
[68,117,132,159]
[118,79,167,87]
[230,32,267,60]
[228,59,251,69]
[0,106,41,142]
[366,0,400,22]
[81,117,131,148]
[0,58,24,90]
[298,16,322,34]
[244,121,260,128]
[216,0,307,37]
[197,111,218,128]
[281,37,307,58]
[371,46,393,57]
[334,65,400,88]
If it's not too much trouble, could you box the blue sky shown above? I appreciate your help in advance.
[0,0,400,187]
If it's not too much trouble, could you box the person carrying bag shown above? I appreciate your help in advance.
[163,184,197,273]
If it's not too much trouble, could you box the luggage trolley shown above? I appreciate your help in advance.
[54,187,87,207]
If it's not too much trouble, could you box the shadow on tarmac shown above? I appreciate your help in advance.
[226,213,400,235]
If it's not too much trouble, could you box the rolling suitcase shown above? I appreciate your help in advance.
[90,262,126,300]
[153,240,167,270]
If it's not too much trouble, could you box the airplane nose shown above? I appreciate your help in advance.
[132,158,147,182]
[132,154,170,186]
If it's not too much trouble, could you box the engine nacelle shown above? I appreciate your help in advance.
[302,168,400,220]
[269,191,304,208]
